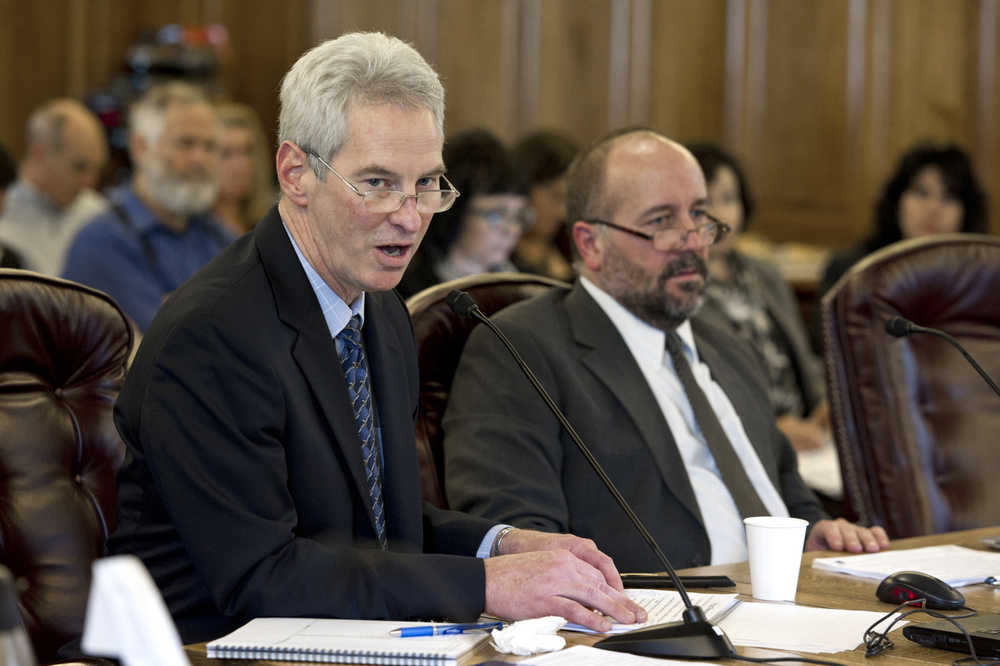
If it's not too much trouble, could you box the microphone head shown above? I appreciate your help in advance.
[885,316,912,337]
[446,289,480,318]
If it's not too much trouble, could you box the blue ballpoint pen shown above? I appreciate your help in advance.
[390,621,504,637]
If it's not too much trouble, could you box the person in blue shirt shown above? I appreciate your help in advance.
[62,82,233,330]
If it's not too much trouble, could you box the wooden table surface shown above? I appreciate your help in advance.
[186,526,1000,665]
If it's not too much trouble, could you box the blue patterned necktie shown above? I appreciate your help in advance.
[337,315,387,549]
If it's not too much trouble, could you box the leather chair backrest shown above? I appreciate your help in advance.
[821,234,1000,538]
[406,273,569,508]
[0,270,131,660]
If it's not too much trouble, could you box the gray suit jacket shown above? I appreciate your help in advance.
[443,281,825,571]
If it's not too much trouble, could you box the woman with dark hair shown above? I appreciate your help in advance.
[510,130,579,281]
[688,144,837,497]
[397,128,530,298]
[821,143,987,292]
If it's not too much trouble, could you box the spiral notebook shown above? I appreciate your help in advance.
[206,618,488,664]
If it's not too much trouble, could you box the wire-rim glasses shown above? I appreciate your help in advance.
[309,152,460,214]
[583,212,730,249]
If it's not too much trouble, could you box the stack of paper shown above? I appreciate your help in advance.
[718,602,902,653]
[812,545,1000,587]
[206,618,487,665]
[564,589,740,634]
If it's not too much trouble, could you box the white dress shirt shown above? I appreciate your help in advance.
[581,277,789,564]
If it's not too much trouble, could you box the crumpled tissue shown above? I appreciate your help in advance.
[491,616,567,655]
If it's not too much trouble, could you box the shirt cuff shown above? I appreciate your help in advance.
[476,523,513,559]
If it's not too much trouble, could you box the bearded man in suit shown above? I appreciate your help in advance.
[443,128,889,571]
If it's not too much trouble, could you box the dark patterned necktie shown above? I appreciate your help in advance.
[337,315,387,549]
[664,331,769,519]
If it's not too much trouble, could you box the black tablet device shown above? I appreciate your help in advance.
[903,613,1000,658]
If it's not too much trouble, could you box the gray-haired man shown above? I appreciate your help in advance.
[110,33,643,643]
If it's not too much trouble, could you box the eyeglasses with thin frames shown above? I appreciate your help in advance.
[309,152,460,214]
[583,212,730,249]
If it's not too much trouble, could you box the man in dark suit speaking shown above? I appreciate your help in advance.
[109,33,644,643]
[442,128,890,572]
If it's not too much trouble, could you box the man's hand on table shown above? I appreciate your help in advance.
[805,518,890,553]
[483,528,647,632]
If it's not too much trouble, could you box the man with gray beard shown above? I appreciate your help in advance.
[443,128,888,571]
[63,82,233,330]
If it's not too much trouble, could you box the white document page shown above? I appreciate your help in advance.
[206,618,486,661]
[563,589,740,634]
[812,545,1000,587]
[718,602,903,653]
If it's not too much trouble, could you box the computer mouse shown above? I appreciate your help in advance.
[876,570,966,610]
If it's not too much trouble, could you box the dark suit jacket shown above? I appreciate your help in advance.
[442,281,826,572]
[109,207,494,644]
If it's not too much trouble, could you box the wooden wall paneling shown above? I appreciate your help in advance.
[0,0,17,157]
[311,0,406,39]
[628,0,652,126]
[517,0,542,136]
[647,0,728,144]
[432,0,511,140]
[887,0,978,157]
[841,0,868,243]
[723,0,747,150]
[744,0,856,245]
[216,0,310,154]
[977,0,999,234]
[608,0,630,130]
[2,3,72,159]
[844,0,894,247]
[533,0,613,145]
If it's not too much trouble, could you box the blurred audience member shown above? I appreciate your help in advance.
[0,142,16,211]
[511,130,578,281]
[821,143,987,292]
[398,128,529,298]
[213,101,275,234]
[63,82,233,331]
[0,99,108,274]
[690,144,840,500]
[0,142,23,268]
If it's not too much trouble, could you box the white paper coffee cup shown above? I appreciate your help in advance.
[744,516,808,601]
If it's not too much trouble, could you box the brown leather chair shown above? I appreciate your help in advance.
[406,272,569,508]
[0,270,132,661]
[821,234,1000,538]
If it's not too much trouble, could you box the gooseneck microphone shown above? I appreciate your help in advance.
[885,316,1000,398]
[446,289,733,659]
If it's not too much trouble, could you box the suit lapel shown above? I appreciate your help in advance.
[692,321,782,489]
[254,211,375,530]
[565,284,704,528]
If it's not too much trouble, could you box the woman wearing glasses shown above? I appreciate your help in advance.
[397,129,531,299]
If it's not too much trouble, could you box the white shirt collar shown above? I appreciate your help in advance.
[579,275,697,366]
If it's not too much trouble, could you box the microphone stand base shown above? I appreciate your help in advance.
[594,620,734,659]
